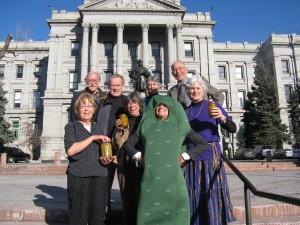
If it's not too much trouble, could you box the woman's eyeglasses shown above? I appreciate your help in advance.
[79,105,94,109]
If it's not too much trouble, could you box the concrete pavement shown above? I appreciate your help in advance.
[0,168,300,224]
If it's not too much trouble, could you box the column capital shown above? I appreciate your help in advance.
[116,23,124,30]
[166,24,174,30]
[175,24,183,30]
[91,23,99,30]
[82,23,91,31]
[142,24,149,30]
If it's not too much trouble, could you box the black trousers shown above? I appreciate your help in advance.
[106,163,116,212]
[67,174,108,225]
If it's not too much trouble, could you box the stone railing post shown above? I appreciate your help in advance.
[54,152,61,165]
[1,153,7,165]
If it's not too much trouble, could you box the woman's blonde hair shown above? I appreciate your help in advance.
[74,93,97,116]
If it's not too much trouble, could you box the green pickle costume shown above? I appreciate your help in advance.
[137,95,191,225]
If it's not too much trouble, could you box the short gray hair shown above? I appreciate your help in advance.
[85,71,100,82]
[186,75,208,93]
[125,91,144,114]
[146,76,161,88]
[109,74,125,85]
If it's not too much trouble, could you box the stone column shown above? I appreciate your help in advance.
[176,24,183,61]
[116,23,124,75]
[91,23,99,72]
[198,36,208,77]
[167,24,176,85]
[55,35,65,91]
[81,23,90,82]
[206,37,215,80]
[142,24,149,67]
[45,34,56,91]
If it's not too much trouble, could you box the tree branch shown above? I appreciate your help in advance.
[0,34,12,60]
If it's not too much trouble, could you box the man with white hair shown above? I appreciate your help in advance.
[168,60,224,109]
[69,71,106,121]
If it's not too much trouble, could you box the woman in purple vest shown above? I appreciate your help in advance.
[185,75,236,225]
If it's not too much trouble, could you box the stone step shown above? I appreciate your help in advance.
[0,204,299,222]
[1,217,300,225]
[1,160,300,175]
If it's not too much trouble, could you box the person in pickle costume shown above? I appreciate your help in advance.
[124,95,207,225]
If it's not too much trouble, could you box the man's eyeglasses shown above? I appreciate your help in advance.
[79,105,94,109]
[86,79,99,84]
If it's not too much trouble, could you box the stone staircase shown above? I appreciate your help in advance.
[1,160,299,175]
[0,160,299,224]
[224,160,300,172]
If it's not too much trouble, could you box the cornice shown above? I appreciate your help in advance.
[183,24,215,28]
[81,11,182,16]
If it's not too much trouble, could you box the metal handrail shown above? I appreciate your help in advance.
[221,155,300,224]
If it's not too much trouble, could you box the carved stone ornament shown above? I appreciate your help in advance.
[87,0,178,11]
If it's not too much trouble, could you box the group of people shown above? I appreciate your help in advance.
[64,60,237,225]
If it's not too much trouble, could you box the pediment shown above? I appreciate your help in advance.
[79,0,186,12]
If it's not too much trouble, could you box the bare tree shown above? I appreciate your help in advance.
[0,34,12,60]
[19,122,46,159]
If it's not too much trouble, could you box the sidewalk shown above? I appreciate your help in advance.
[0,169,299,224]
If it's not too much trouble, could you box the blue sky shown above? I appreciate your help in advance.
[0,0,299,43]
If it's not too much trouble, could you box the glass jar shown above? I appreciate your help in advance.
[101,142,112,159]
[119,114,129,128]
[208,101,216,118]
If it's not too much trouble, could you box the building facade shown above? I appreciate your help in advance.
[0,0,299,160]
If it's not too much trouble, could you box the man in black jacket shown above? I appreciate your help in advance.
[69,71,106,122]
[96,74,127,223]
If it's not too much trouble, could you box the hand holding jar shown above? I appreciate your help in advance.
[208,101,227,123]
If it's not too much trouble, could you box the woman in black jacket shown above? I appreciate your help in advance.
[64,93,113,225]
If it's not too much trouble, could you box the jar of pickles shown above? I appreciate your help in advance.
[119,114,129,128]
[101,142,112,159]
[208,101,216,118]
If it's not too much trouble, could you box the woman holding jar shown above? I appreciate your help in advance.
[64,93,114,225]
[112,91,144,225]
[185,75,236,225]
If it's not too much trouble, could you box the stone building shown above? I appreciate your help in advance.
[0,0,299,160]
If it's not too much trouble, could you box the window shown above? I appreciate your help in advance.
[236,66,243,79]
[184,42,193,57]
[105,42,113,57]
[14,91,22,108]
[16,65,23,78]
[71,41,80,56]
[238,91,245,108]
[222,91,228,109]
[128,41,137,58]
[281,60,289,73]
[12,121,20,140]
[151,42,160,58]
[0,65,4,78]
[152,71,161,82]
[69,72,79,92]
[218,66,226,79]
[34,65,42,77]
[104,71,113,85]
[285,85,292,102]
[33,91,41,109]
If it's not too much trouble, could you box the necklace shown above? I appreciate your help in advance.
[189,101,203,118]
